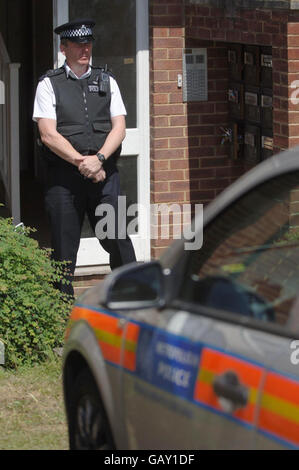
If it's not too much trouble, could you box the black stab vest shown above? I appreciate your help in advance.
[41,65,119,170]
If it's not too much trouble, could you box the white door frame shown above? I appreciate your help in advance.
[52,0,150,267]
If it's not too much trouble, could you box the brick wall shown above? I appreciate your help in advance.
[150,0,187,258]
[150,0,299,258]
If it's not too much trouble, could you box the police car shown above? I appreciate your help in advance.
[63,147,299,450]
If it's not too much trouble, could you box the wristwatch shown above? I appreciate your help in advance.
[96,152,106,164]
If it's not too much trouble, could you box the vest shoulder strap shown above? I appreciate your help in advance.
[39,67,65,82]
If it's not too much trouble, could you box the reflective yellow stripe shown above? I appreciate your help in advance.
[261,393,299,425]
[94,328,122,348]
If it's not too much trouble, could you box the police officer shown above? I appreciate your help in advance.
[33,19,136,296]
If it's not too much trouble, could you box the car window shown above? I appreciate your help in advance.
[179,171,299,326]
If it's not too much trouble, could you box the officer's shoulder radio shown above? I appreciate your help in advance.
[91,64,113,94]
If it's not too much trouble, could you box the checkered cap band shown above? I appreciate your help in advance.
[60,24,92,39]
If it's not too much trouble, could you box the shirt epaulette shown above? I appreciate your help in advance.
[39,67,65,82]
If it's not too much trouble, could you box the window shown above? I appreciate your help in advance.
[179,171,299,326]
[69,0,137,128]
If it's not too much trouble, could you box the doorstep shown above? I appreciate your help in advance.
[73,265,111,297]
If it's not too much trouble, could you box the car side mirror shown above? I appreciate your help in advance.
[102,261,165,310]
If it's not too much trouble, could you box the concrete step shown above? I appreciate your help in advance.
[73,265,111,297]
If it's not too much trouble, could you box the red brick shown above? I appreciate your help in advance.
[289,137,299,147]
[200,157,229,168]
[169,92,183,103]
[274,135,289,148]
[200,179,229,190]
[167,5,184,16]
[153,38,184,49]
[153,94,168,104]
[152,160,169,171]
[151,182,169,192]
[155,192,185,203]
[190,168,215,179]
[263,23,280,35]
[155,170,185,182]
[170,181,190,191]
[154,82,178,93]
[288,49,299,60]
[190,190,215,202]
[152,138,169,149]
[275,110,288,123]
[152,28,168,38]
[212,29,226,41]
[154,127,184,138]
[169,71,183,81]
[169,137,189,148]
[226,31,242,43]
[288,35,299,47]
[289,60,299,73]
[200,113,227,125]
[153,104,185,115]
[169,115,187,126]
[288,124,299,136]
[188,147,215,158]
[191,102,215,114]
[288,23,299,35]
[255,33,272,45]
[192,6,210,16]
[169,28,184,37]
[170,160,189,170]
[151,116,169,127]
[153,59,182,71]
[153,49,168,60]
[152,71,169,81]
[151,5,168,15]
[205,17,219,29]
[289,112,299,124]
[272,34,286,48]
[153,149,185,160]
[201,136,222,146]
[168,48,182,59]
[152,15,183,27]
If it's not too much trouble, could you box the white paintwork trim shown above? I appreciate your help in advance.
[0,33,21,224]
[9,63,21,224]
[53,0,150,266]
[53,0,69,68]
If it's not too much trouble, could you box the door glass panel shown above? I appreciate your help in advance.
[80,155,138,238]
[118,155,138,234]
[69,0,136,128]
[179,172,299,326]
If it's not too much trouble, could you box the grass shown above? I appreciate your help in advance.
[0,358,68,450]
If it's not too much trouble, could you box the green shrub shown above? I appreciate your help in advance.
[0,217,73,368]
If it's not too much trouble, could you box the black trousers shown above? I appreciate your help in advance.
[45,164,136,296]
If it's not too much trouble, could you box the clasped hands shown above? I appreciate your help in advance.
[78,154,106,183]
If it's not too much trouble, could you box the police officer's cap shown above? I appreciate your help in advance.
[54,19,95,43]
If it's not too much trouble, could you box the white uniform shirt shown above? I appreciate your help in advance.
[33,63,127,122]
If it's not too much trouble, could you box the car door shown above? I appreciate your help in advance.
[120,169,299,449]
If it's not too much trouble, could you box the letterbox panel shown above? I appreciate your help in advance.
[228,44,243,81]
[244,46,260,86]
[244,85,260,124]
[228,82,244,120]
[261,46,272,88]
[244,124,261,166]
[261,128,273,161]
[260,87,273,128]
